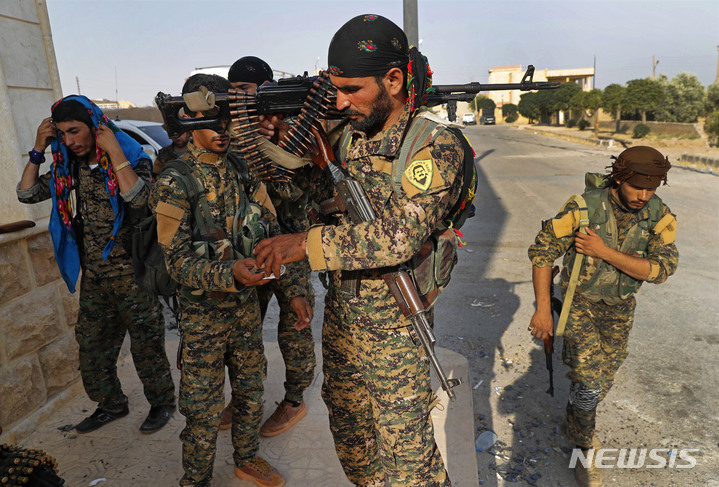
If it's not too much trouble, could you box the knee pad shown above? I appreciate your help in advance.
[569,382,602,410]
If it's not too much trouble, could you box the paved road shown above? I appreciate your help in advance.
[260,125,718,486]
[424,125,719,486]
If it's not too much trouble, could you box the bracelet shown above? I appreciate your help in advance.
[114,161,131,172]
[28,149,45,165]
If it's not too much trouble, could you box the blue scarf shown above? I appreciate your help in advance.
[48,95,146,292]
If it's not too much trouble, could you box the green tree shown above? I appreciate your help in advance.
[469,95,495,112]
[518,92,541,123]
[654,73,706,122]
[625,78,663,123]
[570,88,603,134]
[705,82,719,114]
[602,83,627,132]
[705,110,719,146]
[549,82,582,125]
[502,103,518,123]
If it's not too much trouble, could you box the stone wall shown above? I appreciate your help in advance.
[0,1,82,443]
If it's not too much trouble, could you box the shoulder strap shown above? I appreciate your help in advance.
[392,112,445,194]
[555,194,589,336]
[159,159,218,238]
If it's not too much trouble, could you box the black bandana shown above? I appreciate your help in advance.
[328,14,408,77]
[227,56,274,85]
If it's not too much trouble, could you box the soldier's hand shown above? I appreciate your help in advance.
[233,259,270,287]
[254,232,308,281]
[258,114,290,143]
[34,117,56,152]
[529,309,554,340]
[574,228,607,259]
[289,296,313,330]
[95,124,123,157]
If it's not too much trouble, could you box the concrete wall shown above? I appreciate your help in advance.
[0,0,82,443]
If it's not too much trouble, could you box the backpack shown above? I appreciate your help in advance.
[130,159,214,298]
[390,110,479,308]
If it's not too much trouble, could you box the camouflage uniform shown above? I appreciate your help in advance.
[154,144,187,176]
[17,158,175,414]
[302,105,464,486]
[528,189,678,449]
[150,143,304,486]
[256,180,315,403]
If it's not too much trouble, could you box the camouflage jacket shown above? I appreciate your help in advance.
[150,142,305,299]
[528,189,679,296]
[16,157,153,280]
[303,104,465,295]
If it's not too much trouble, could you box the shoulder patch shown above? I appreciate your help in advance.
[652,212,677,245]
[551,209,580,238]
[404,159,433,191]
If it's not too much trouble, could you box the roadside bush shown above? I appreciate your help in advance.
[565,119,577,128]
[505,114,518,123]
[633,123,651,138]
[577,119,590,131]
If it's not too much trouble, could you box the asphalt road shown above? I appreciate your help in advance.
[261,124,719,486]
[432,125,719,486]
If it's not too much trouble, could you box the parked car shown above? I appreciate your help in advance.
[113,119,171,162]
[480,115,496,125]
[462,112,477,125]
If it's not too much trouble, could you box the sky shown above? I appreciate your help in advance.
[45,0,719,107]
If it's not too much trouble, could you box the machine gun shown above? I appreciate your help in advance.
[155,65,558,137]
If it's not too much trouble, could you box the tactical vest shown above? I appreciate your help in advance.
[562,187,664,304]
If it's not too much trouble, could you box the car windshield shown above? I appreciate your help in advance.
[137,125,171,147]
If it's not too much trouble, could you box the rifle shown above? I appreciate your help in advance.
[544,265,563,396]
[307,124,463,401]
[155,65,559,137]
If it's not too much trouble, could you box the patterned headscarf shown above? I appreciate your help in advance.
[49,95,146,292]
[608,146,671,189]
[327,14,433,112]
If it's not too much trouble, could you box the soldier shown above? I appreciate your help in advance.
[218,55,316,437]
[254,14,465,486]
[153,128,190,176]
[17,96,176,434]
[151,73,307,487]
[528,146,679,487]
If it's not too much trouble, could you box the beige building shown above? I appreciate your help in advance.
[0,1,82,443]
[485,65,595,120]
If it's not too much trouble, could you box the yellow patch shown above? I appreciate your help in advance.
[404,159,433,191]
[551,209,580,238]
[156,201,185,246]
[652,213,677,245]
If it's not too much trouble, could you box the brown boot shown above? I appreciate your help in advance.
[574,456,602,487]
[235,456,285,487]
[260,400,307,437]
[562,419,603,449]
[219,401,232,430]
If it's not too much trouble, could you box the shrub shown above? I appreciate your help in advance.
[578,119,590,131]
[633,123,651,138]
[505,114,518,123]
[705,111,719,146]
[565,119,577,128]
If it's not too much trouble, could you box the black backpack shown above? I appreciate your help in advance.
[131,159,212,298]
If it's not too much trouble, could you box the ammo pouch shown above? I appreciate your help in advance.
[409,228,458,309]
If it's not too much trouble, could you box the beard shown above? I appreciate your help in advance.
[348,83,393,135]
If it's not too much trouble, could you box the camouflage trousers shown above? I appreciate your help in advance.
[75,273,175,412]
[321,290,449,487]
[177,290,266,487]
[257,261,316,403]
[562,293,636,449]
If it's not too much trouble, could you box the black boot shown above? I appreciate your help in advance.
[140,405,175,433]
[76,405,129,433]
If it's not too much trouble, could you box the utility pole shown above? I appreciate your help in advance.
[75,76,81,95]
[403,0,418,47]
[593,54,596,89]
[652,55,659,79]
